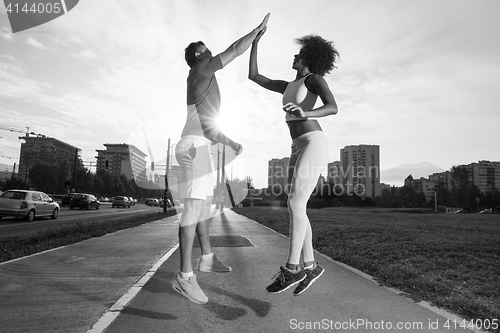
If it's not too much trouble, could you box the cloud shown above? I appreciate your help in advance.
[74,49,97,60]
[53,34,83,46]
[1,27,13,41]
[0,54,27,75]
[26,37,47,49]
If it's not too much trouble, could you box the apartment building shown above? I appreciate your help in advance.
[18,136,79,185]
[470,160,500,193]
[268,157,290,190]
[327,160,342,186]
[156,165,181,192]
[428,161,499,194]
[407,177,437,202]
[340,144,380,197]
[95,144,147,182]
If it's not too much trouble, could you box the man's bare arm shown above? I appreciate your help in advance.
[218,13,270,67]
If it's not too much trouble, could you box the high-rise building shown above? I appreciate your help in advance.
[340,144,380,197]
[429,161,500,194]
[156,165,181,193]
[18,136,79,185]
[268,157,290,190]
[429,171,452,191]
[406,177,437,202]
[95,144,147,182]
[327,161,342,186]
[470,160,500,193]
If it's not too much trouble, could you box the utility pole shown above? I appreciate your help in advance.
[164,138,170,213]
[72,149,79,192]
[219,145,236,210]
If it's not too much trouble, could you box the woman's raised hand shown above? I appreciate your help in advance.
[258,13,270,31]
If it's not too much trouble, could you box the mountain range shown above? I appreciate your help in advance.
[381,162,446,186]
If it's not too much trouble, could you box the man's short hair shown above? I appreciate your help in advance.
[185,41,205,68]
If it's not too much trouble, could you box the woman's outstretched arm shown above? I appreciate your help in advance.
[248,29,288,94]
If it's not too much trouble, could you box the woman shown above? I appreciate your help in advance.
[249,30,339,296]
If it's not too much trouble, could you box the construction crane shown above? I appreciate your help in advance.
[0,125,46,138]
[0,125,46,162]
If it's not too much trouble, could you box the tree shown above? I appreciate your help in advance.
[246,176,254,190]
[482,189,500,211]
[435,181,452,207]
[2,176,23,191]
[450,165,471,207]
[414,192,427,208]
[113,175,125,195]
[400,185,418,208]
[100,171,115,197]
[93,175,104,196]
[29,162,58,193]
[226,178,250,204]
[56,159,72,193]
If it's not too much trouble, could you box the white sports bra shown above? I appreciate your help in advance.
[282,73,317,122]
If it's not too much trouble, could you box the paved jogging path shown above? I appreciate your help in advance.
[0,209,480,333]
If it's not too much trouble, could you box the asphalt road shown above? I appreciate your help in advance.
[0,203,164,238]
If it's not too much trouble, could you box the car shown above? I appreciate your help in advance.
[61,192,75,207]
[0,189,59,221]
[112,196,131,208]
[69,193,100,210]
[146,198,159,206]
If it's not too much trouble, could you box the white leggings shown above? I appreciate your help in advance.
[286,131,328,266]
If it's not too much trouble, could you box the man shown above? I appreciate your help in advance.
[172,13,270,305]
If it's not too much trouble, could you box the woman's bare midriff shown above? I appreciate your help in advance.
[287,119,322,139]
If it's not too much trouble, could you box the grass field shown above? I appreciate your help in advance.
[0,210,176,263]
[232,206,500,332]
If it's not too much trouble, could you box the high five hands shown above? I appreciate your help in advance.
[259,13,270,30]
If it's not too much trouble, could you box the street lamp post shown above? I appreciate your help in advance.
[216,143,221,210]
[431,191,437,213]
[220,144,226,212]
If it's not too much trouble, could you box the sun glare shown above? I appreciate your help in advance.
[216,112,239,137]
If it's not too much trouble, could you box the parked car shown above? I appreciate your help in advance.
[162,199,172,207]
[69,193,100,210]
[0,189,59,221]
[61,192,75,207]
[112,196,131,208]
[146,198,159,206]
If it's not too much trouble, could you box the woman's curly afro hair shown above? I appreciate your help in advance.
[295,35,339,76]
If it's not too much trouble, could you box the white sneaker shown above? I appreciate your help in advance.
[198,254,232,273]
[172,274,208,304]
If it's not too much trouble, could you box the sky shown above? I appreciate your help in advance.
[0,0,499,188]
